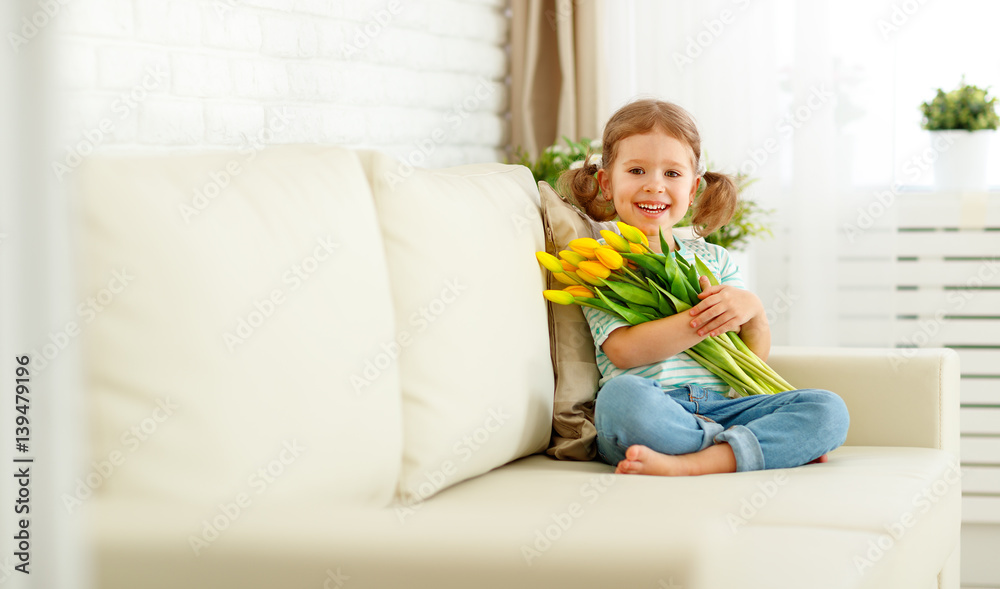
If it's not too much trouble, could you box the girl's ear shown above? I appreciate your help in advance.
[689,175,702,201]
[596,168,611,197]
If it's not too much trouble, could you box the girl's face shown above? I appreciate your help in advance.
[596,129,701,251]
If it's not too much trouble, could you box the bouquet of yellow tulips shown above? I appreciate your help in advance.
[537,222,794,397]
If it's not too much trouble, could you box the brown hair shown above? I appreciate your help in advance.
[558,99,738,238]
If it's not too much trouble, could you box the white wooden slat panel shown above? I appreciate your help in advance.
[896,261,1000,287]
[963,379,1000,404]
[896,231,1000,258]
[955,350,1000,375]
[963,408,1000,435]
[892,319,1000,347]
[962,437,1000,464]
[896,192,1000,228]
[959,523,1000,585]
[836,227,897,258]
[963,495,1000,524]
[894,290,1000,316]
[840,193,1000,533]
[837,191,899,228]
[837,260,898,286]
[836,319,897,347]
[962,466,1000,494]
[836,289,896,316]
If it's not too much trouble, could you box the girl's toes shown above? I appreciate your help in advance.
[626,444,648,462]
[616,459,638,474]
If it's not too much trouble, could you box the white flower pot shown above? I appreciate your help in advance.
[930,130,994,191]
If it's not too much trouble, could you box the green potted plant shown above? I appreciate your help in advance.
[920,77,998,191]
[510,137,603,190]
[510,137,774,253]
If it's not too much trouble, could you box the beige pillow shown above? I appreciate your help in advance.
[538,181,617,460]
[363,153,554,505]
[74,146,403,510]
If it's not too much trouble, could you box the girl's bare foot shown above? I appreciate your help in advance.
[615,445,689,476]
[807,454,829,465]
[615,443,737,476]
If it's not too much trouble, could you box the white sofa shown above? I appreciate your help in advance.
[72,145,961,589]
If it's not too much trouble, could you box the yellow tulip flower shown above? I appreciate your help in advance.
[564,285,594,298]
[543,289,575,305]
[600,230,630,253]
[594,246,624,270]
[535,251,564,273]
[629,242,646,254]
[575,268,604,286]
[568,237,601,258]
[617,222,649,247]
[553,272,578,286]
[559,250,588,266]
[578,260,611,280]
[560,260,577,272]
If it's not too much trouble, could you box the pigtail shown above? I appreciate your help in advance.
[691,170,738,239]
[556,154,616,222]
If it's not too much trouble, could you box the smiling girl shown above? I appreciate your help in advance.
[558,99,849,477]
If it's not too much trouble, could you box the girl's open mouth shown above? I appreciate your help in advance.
[635,202,669,217]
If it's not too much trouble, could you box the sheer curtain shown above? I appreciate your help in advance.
[509,0,607,158]
[600,0,906,347]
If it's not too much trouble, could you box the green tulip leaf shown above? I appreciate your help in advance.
[595,289,650,326]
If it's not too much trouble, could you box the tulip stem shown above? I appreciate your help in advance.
[715,335,795,391]
[621,266,645,284]
[685,347,755,397]
[607,273,644,288]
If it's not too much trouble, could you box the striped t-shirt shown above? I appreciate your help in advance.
[582,236,745,396]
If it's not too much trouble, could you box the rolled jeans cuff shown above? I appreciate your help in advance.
[714,425,765,472]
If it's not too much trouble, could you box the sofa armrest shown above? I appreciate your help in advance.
[767,346,960,455]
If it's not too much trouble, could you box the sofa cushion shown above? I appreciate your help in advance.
[361,152,554,504]
[538,181,616,460]
[86,446,959,589]
[74,145,402,509]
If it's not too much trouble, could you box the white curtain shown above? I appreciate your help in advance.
[0,1,89,587]
[599,0,923,346]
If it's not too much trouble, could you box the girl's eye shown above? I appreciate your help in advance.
[628,168,643,175]
[666,171,680,178]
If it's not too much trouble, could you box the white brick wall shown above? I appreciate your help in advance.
[49,0,510,177]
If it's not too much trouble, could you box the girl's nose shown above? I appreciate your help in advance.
[643,177,666,193]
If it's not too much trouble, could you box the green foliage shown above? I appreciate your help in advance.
[694,198,774,252]
[510,137,775,252]
[681,167,774,252]
[920,77,999,131]
[509,136,601,189]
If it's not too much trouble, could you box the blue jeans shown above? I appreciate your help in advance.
[594,375,850,472]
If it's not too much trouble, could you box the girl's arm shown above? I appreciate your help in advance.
[601,277,772,370]
[732,315,771,362]
[689,276,771,361]
[601,313,708,370]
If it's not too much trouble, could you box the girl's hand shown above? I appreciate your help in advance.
[688,276,764,337]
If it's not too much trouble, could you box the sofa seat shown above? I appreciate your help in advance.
[86,445,958,589]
